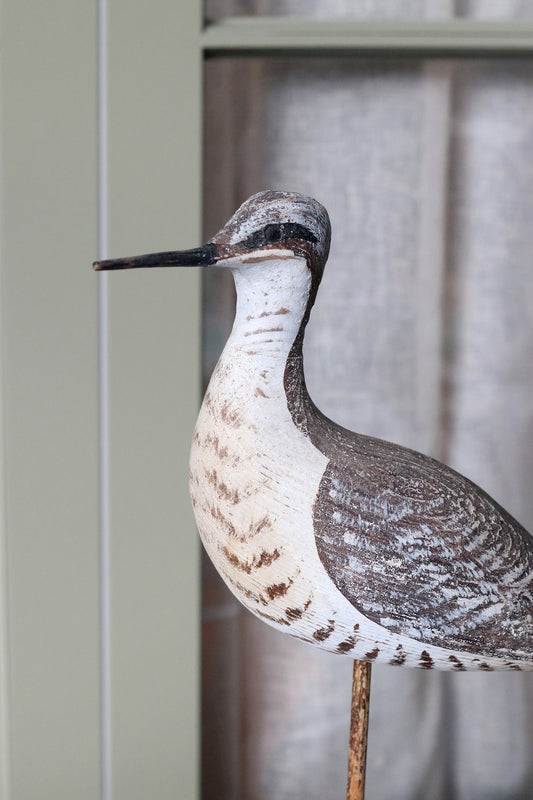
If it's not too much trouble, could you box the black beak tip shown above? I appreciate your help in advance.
[92,257,135,271]
[92,242,219,272]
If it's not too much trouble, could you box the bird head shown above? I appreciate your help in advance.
[211,191,330,280]
[93,190,331,296]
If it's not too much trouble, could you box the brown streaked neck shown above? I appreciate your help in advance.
[283,326,320,439]
[279,258,323,441]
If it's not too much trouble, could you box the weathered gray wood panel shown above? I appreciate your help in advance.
[203,55,533,800]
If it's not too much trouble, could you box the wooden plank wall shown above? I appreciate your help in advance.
[202,55,533,800]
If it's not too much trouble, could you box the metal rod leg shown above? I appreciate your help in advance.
[346,660,372,800]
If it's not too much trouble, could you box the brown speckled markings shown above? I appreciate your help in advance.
[448,655,466,671]
[266,579,293,600]
[221,545,280,574]
[219,402,243,428]
[337,638,357,654]
[284,325,533,664]
[419,651,434,669]
[309,443,533,661]
[255,608,291,627]
[285,597,312,622]
[186,191,533,671]
[286,607,304,621]
[188,248,333,646]
[337,626,360,654]
[249,515,273,537]
[390,645,407,666]
[98,191,533,671]
[245,327,284,336]
[205,469,240,504]
[313,620,335,642]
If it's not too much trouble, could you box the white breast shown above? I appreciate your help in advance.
[189,257,526,670]
[189,291,331,632]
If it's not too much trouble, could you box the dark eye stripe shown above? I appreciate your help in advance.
[283,223,317,243]
[240,223,317,251]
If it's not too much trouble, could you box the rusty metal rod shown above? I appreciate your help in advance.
[346,660,372,800]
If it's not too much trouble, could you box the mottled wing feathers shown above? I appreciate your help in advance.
[313,426,533,661]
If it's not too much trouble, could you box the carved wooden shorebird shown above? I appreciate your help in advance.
[95,190,533,673]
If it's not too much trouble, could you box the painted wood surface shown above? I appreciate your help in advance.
[93,189,533,672]
[188,190,532,672]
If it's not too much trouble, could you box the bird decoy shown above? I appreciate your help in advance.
[95,190,533,799]
[95,190,533,674]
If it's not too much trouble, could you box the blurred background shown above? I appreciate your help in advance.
[2,1,533,799]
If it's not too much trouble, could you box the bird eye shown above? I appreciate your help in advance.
[264,224,282,243]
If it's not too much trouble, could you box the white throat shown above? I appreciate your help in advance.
[229,255,311,373]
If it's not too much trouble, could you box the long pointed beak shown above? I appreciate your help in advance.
[93,242,218,271]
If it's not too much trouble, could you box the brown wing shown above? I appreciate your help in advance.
[312,428,533,661]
